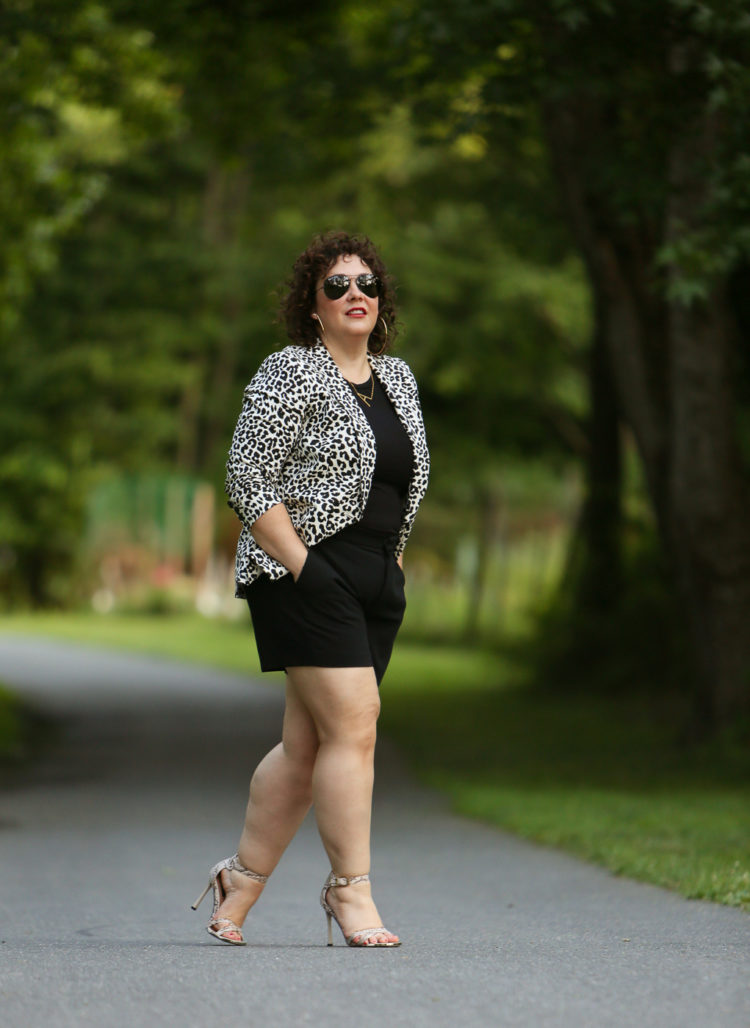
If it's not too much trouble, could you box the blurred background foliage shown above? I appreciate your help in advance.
[2,0,750,742]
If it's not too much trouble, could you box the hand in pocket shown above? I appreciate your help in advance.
[294,548,340,593]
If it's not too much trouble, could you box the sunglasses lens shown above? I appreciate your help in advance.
[323,276,348,299]
[322,274,380,300]
[358,275,380,297]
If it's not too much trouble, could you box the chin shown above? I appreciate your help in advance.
[344,322,375,338]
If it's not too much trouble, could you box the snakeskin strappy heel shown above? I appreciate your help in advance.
[320,871,401,947]
[191,853,268,945]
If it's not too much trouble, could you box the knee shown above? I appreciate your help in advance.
[325,697,380,751]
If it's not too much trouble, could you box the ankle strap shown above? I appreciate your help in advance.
[327,872,370,887]
[228,853,269,883]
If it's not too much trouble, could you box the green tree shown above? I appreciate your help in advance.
[2,0,593,619]
[1,0,383,603]
[396,0,750,730]
[0,0,177,604]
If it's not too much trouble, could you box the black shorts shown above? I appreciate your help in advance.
[245,524,406,686]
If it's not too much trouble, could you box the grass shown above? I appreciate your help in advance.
[1,609,748,911]
[380,675,750,911]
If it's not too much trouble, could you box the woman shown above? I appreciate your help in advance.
[192,231,429,948]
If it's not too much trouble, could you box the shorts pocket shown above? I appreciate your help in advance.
[294,548,340,593]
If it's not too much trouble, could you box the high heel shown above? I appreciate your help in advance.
[319,871,401,948]
[191,853,268,945]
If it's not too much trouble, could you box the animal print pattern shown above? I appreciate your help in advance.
[226,343,430,593]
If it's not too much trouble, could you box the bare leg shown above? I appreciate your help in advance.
[213,680,318,938]
[287,665,398,946]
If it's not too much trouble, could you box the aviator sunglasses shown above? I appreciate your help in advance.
[318,273,381,300]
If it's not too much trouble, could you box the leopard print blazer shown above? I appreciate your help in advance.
[226,343,430,592]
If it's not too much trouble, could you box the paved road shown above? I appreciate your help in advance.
[0,634,748,1028]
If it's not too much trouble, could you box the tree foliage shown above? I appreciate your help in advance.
[0,0,179,603]
[391,0,750,727]
[3,0,749,734]
[1,0,590,607]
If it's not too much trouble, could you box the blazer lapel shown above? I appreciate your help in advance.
[307,345,377,491]
[369,353,428,463]
[308,343,372,432]
[306,344,426,479]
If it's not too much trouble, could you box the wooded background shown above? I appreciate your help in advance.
[2,0,749,738]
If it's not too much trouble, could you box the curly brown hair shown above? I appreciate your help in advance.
[279,231,397,353]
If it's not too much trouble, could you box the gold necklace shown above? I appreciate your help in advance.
[350,371,375,408]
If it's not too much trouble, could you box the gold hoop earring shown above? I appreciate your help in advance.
[312,313,327,339]
[369,317,388,356]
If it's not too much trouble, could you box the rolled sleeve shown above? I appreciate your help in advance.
[225,355,307,529]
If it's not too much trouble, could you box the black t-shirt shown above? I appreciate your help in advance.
[349,372,414,533]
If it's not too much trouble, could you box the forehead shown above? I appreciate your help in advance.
[324,254,371,278]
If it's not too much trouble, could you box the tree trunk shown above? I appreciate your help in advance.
[197,163,249,472]
[572,315,623,612]
[664,285,750,729]
[663,88,750,729]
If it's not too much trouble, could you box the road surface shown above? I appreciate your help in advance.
[0,634,748,1027]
